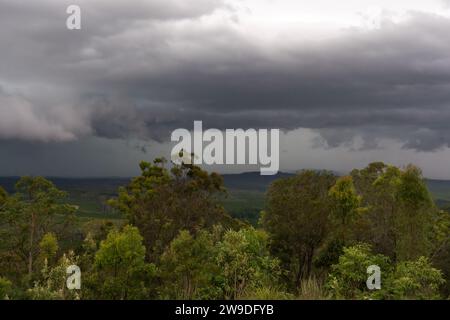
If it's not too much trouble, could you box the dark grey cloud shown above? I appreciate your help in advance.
[0,137,160,177]
[2,0,450,155]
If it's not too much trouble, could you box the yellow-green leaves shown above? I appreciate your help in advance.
[39,233,59,261]
[329,176,362,227]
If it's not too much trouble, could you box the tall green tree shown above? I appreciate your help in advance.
[351,163,399,257]
[329,176,363,242]
[110,158,238,261]
[315,176,365,272]
[430,209,450,297]
[394,165,434,261]
[0,177,75,281]
[262,170,336,288]
[351,163,436,261]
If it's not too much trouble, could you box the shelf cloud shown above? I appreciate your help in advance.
[2,0,450,175]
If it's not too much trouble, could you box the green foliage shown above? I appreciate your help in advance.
[351,163,436,261]
[88,225,156,299]
[314,238,345,271]
[326,244,391,299]
[329,176,363,233]
[39,233,59,262]
[95,226,147,269]
[159,229,221,299]
[0,277,12,300]
[326,244,445,300]
[0,176,75,282]
[82,219,117,245]
[216,227,282,299]
[109,159,239,261]
[0,187,7,206]
[27,251,80,300]
[351,163,401,257]
[379,257,445,300]
[0,158,448,300]
[430,210,450,297]
[394,165,434,261]
[159,227,282,300]
[262,170,336,288]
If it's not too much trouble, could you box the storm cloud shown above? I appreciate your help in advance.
[2,0,450,175]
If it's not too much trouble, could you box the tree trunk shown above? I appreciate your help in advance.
[28,211,36,277]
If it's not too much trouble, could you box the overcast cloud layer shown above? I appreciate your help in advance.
[2,0,450,176]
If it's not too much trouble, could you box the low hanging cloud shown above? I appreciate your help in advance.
[0,88,91,142]
[2,0,450,152]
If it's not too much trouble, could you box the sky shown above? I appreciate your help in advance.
[2,0,450,178]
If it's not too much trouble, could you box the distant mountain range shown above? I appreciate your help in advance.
[0,172,296,194]
[1,173,450,209]
[0,177,129,195]
[221,172,294,191]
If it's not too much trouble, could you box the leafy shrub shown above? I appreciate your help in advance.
[378,257,445,300]
[0,277,12,300]
[326,244,391,299]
